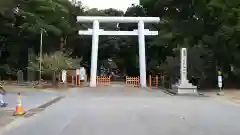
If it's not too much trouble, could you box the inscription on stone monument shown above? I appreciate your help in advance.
[181,48,187,81]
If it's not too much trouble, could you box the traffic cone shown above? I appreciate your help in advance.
[13,93,25,116]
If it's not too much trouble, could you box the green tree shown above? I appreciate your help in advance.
[143,0,240,88]
[0,0,85,79]
[28,50,81,84]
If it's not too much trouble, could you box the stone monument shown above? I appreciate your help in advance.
[177,48,198,94]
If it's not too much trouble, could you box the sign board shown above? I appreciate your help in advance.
[218,75,222,88]
[76,69,80,75]
[80,67,86,80]
[62,70,67,82]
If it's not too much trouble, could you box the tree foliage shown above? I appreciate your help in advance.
[0,0,240,88]
[143,0,240,88]
[28,51,81,75]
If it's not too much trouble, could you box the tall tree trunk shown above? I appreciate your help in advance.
[58,72,61,84]
[52,72,56,86]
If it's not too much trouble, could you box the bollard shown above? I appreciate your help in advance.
[149,75,152,88]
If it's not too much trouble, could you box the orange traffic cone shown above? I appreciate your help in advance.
[13,93,25,116]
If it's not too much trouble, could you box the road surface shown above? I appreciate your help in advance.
[1,87,240,135]
[3,91,63,111]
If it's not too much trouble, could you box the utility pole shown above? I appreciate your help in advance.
[39,29,45,82]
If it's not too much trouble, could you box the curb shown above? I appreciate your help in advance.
[0,117,25,135]
[24,96,64,118]
[161,88,177,96]
[145,87,177,96]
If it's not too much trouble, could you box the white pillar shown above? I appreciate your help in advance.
[180,48,187,83]
[89,20,99,87]
[138,20,147,87]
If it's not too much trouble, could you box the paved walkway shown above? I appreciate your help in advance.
[1,87,240,135]
[0,90,63,133]
[205,89,240,104]
[2,91,63,111]
[0,110,15,129]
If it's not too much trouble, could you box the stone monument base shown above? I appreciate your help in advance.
[177,80,198,95]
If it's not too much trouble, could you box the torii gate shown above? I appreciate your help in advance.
[77,16,160,88]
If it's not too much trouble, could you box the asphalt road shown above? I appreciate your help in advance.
[2,87,240,135]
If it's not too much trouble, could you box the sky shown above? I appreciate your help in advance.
[80,0,139,11]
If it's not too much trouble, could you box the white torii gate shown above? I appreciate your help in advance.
[77,16,160,88]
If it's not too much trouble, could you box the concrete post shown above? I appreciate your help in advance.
[89,20,99,87]
[180,48,187,83]
[138,20,147,87]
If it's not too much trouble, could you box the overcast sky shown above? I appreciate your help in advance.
[80,0,139,11]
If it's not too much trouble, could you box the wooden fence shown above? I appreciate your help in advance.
[148,74,171,89]
[96,76,111,86]
[125,76,140,87]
